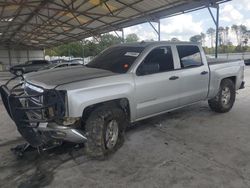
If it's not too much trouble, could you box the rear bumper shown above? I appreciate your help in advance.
[0,78,86,147]
[239,81,245,89]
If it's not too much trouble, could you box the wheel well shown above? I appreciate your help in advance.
[81,98,131,124]
[222,76,236,84]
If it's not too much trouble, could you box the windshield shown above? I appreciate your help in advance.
[86,46,144,73]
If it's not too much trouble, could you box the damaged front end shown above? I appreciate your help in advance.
[0,76,86,149]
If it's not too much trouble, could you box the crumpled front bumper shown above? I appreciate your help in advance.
[0,78,86,147]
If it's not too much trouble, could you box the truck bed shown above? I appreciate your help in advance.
[207,58,241,65]
[207,58,245,98]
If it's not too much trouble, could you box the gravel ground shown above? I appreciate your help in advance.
[0,67,250,188]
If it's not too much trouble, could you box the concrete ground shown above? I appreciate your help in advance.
[0,67,250,188]
[0,71,12,81]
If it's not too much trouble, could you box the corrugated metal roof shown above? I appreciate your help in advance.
[0,0,230,48]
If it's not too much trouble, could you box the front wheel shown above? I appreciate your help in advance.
[208,79,236,113]
[84,105,128,159]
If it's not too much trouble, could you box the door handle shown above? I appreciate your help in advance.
[201,71,208,75]
[169,76,179,80]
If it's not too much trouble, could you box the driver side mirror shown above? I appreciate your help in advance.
[137,63,160,76]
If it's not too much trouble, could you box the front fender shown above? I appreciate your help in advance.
[67,83,135,120]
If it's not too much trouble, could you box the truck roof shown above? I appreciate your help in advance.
[114,41,200,48]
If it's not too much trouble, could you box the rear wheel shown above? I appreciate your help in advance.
[84,105,128,159]
[208,79,235,113]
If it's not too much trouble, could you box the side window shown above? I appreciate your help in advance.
[32,61,44,65]
[137,46,174,76]
[177,45,203,68]
[69,63,79,66]
[38,60,48,65]
[58,64,68,68]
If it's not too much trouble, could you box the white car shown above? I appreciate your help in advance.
[39,61,82,71]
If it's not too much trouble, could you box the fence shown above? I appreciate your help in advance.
[208,52,250,60]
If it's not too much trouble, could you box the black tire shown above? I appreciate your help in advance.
[208,79,236,113]
[84,105,128,159]
[15,69,23,76]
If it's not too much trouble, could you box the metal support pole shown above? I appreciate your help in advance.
[158,20,161,41]
[148,20,161,41]
[114,30,124,43]
[68,48,70,59]
[121,29,124,43]
[208,5,219,58]
[27,49,30,61]
[8,48,12,66]
[215,5,219,58]
[82,42,84,58]
[43,49,45,60]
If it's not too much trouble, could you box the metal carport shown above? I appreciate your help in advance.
[0,0,230,61]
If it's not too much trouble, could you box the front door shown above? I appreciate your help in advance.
[134,46,183,120]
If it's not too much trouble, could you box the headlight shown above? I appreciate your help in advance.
[24,82,44,93]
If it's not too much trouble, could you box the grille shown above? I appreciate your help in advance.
[1,77,66,125]
[23,84,66,122]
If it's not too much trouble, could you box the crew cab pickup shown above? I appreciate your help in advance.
[0,42,245,158]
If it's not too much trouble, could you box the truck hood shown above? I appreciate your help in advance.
[24,66,116,89]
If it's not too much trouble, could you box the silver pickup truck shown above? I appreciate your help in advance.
[0,42,245,158]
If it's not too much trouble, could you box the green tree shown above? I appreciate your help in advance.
[125,33,139,43]
[45,33,121,58]
[207,28,215,48]
[225,26,230,45]
[218,26,225,45]
[97,33,121,52]
[239,25,247,46]
[171,37,180,42]
[189,35,202,43]
[231,24,240,45]
[243,31,250,46]
[200,32,206,46]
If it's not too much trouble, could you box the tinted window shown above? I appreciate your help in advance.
[32,60,48,65]
[69,63,80,66]
[58,64,68,68]
[87,46,144,73]
[137,46,174,75]
[177,45,202,68]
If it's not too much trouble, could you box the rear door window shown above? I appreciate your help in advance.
[177,45,203,68]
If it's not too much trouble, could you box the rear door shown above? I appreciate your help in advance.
[134,45,183,120]
[175,45,209,105]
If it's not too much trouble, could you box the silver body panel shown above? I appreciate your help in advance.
[24,42,245,123]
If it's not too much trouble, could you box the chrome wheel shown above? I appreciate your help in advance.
[105,120,119,150]
[221,86,231,105]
